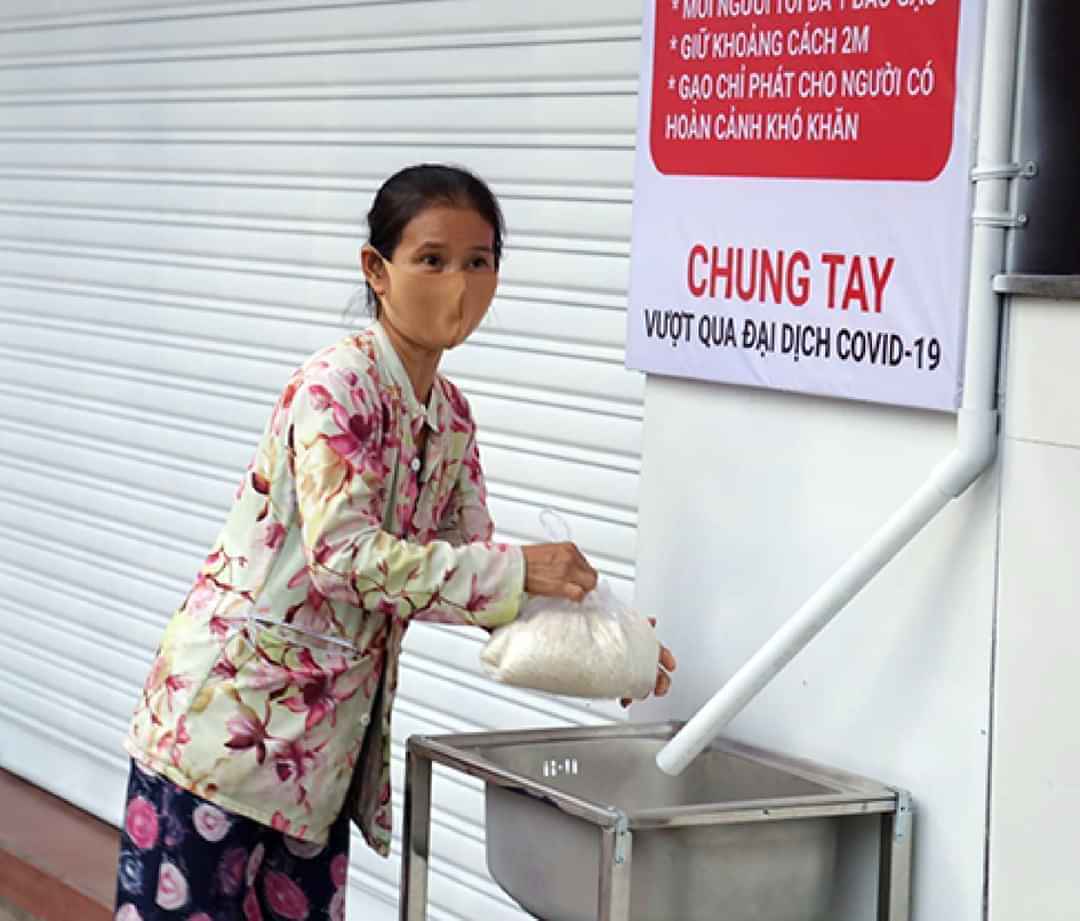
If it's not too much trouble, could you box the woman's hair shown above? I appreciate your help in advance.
[360,163,505,317]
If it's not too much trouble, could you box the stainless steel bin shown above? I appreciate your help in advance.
[400,722,912,921]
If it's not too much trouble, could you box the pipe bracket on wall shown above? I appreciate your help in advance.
[971,161,1037,229]
[972,211,1028,229]
[970,160,1038,182]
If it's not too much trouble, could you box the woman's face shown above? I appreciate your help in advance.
[362,205,498,352]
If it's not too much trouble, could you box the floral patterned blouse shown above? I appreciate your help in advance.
[124,322,525,855]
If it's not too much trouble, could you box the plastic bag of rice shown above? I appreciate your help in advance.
[480,581,659,700]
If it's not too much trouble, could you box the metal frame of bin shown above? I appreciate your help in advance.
[398,723,912,921]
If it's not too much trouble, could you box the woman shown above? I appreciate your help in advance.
[115,164,674,921]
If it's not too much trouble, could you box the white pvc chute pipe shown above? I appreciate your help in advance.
[657,0,1024,776]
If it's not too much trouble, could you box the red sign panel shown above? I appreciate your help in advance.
[650,0,962,181]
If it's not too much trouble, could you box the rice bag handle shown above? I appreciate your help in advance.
[539,508,573,543]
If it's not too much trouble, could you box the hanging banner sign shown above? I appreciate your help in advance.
[627,0,984,412]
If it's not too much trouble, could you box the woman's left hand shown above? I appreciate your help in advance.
[621,618,676,708]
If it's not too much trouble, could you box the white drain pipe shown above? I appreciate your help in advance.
[657,0,1024,776]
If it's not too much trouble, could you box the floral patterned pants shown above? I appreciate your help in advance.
[114,761,351,921]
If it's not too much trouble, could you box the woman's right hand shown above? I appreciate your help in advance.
[521,542,598,603]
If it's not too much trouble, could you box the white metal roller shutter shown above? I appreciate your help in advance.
[0,2,642,917]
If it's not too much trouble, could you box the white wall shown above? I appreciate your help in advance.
[988,292,1080,921]
[631,378,1000,920]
